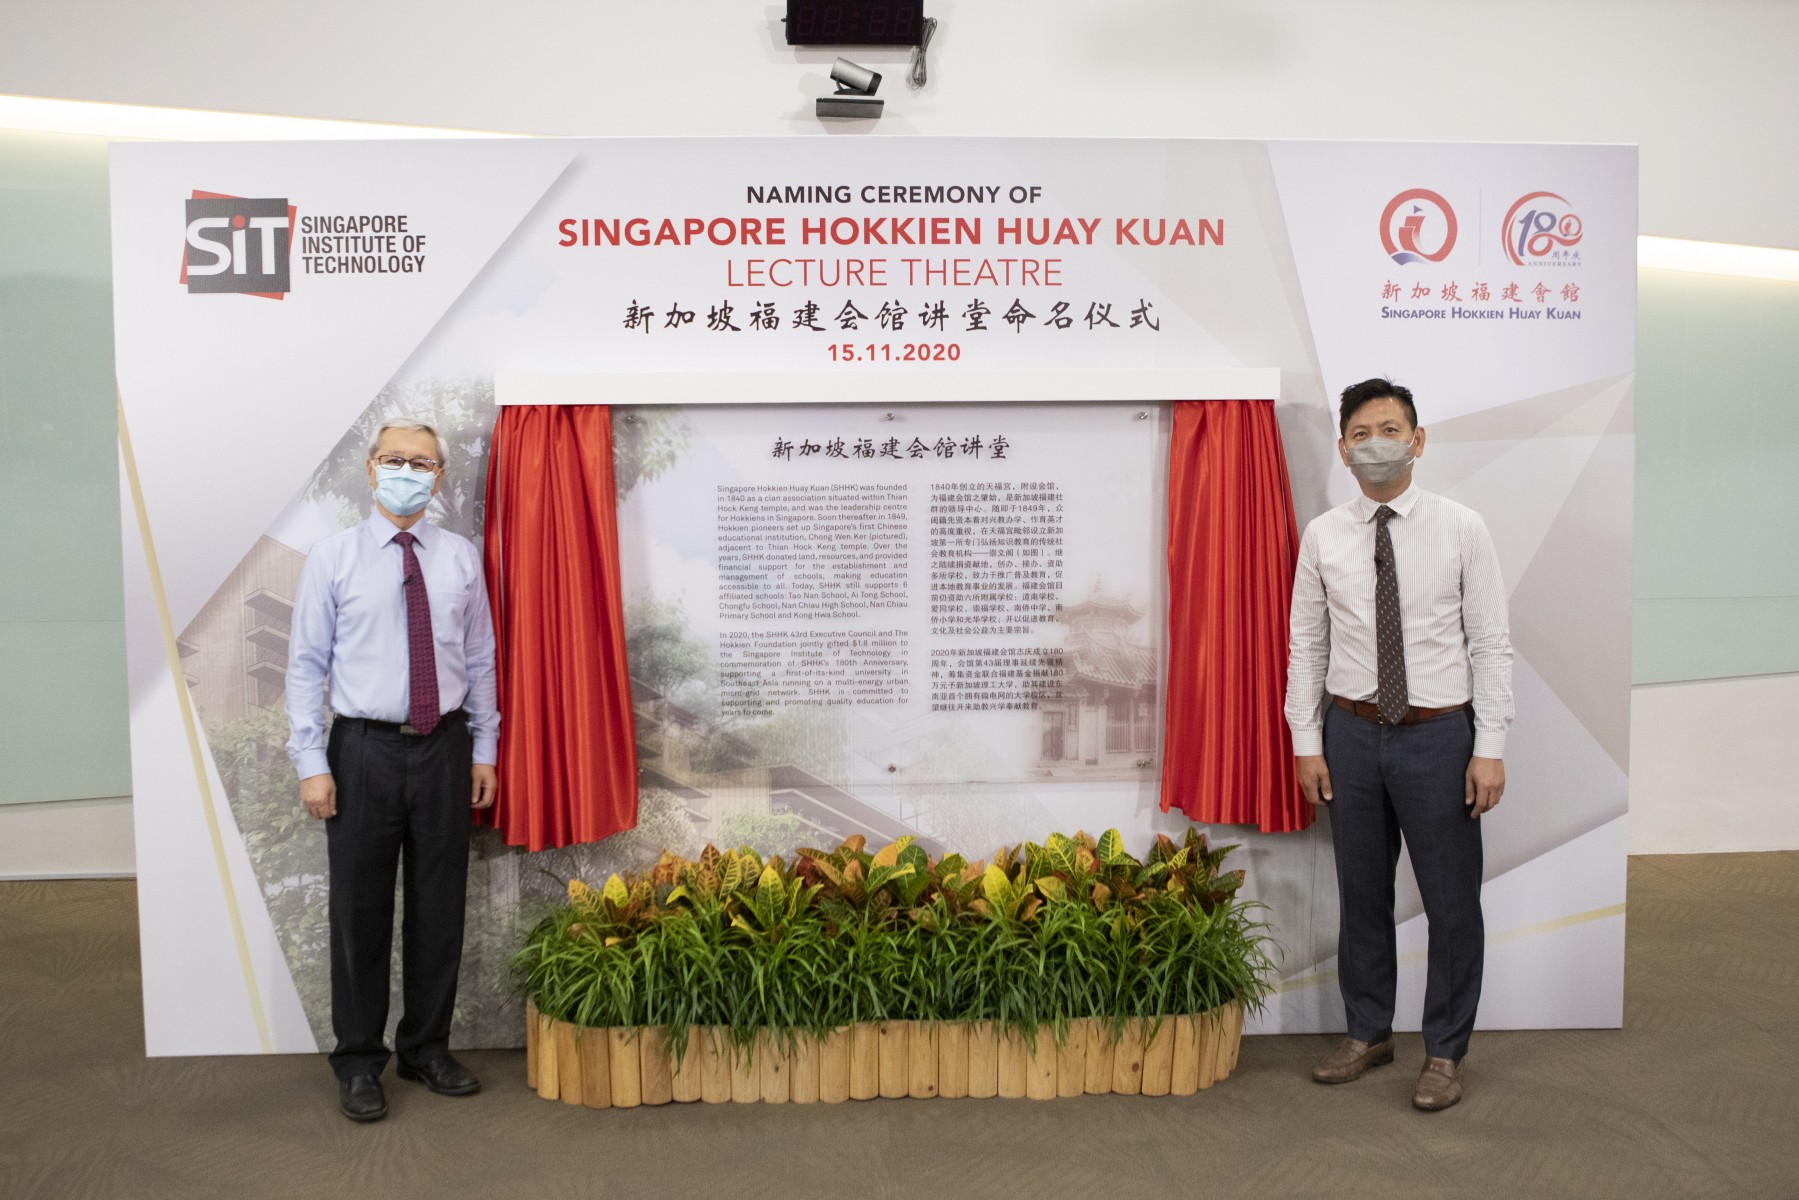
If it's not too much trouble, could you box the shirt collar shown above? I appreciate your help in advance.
[362,509,436,550]
[1352,481,1424,523]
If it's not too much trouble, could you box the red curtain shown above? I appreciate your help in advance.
[1160,400,1310,833]
[477,405,638,850]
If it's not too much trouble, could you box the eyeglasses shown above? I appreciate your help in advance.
[372,454,441,474]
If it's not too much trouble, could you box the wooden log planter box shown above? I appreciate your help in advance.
[516,829,1271,1111]
[525,1001,1245,1107]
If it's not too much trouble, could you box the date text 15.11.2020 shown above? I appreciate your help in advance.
[830,343,962,363]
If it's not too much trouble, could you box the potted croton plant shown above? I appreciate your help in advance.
[517,827,1271,1107]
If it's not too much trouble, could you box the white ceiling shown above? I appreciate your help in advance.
[1,0,1793,248]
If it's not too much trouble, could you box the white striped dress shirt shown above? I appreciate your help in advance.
[1285,484,1513,759]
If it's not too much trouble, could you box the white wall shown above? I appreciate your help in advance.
[1628,674,1799,854]
[0,0,1795,248]
[0,796,135,878]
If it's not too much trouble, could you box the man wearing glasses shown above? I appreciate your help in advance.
[285,418,500,1122]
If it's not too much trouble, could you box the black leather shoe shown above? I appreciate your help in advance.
[338,1074,387,1122]
[397,1053,481,1096]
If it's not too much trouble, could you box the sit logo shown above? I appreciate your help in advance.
[181,192,295,297]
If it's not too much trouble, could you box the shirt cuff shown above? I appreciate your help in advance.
[293,749,331,780]
[1290,728,1323,757]
[472,732,498,766]
[1473,731,1506,759]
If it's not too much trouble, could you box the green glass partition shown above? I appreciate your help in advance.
[1634,269,1799,683]
[0,130,129,804]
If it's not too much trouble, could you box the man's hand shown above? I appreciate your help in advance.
[1465,756,1505,817]
[300,773,337,820]
[472,763,498,810]
[1296,755,1334,806]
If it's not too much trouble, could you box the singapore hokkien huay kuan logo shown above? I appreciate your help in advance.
[1501,191,1583,266]
[1379,188,1458,265]
[181,191,295,297]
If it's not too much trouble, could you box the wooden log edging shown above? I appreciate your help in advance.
[524,1006,1246,1108]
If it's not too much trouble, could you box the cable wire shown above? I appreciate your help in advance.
[908,17,938,89]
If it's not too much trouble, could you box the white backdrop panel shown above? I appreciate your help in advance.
[109,136,1635,1053]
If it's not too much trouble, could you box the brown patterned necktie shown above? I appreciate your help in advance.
[1373,505,1409,724]
[392,532,441,735]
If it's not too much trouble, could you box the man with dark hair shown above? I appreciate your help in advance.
[1284,378,1512,1111]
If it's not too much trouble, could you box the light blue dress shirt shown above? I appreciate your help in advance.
[285,511,500,779]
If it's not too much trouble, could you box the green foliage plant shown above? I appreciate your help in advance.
[514,828,1274,1064]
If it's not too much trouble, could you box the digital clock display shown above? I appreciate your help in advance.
[786,1,925,46]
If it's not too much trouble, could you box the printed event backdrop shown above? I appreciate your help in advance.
[108,137,1635,1055]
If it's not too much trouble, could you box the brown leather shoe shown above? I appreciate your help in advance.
[1311,1037,1395,1084]
[1412,1056,1463,1110]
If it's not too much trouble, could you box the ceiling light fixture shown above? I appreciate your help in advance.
[1638,236,1799,284]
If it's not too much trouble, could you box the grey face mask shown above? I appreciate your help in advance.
[1346,436,1417,484]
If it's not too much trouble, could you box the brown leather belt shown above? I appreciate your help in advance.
[1331,695,1469,726]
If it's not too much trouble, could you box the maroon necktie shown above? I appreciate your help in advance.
[392,532,440,735]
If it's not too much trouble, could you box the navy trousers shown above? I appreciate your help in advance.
[1323,702,1484,1062]
[324,714,472,1081]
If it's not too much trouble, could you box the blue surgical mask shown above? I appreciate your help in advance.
[374,463,435,516]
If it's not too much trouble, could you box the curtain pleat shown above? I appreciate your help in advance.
[476,405,638,850]
[1160,399,1311,833]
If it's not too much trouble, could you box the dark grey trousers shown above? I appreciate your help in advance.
[324,715,472,1081]
[1323,702,1484,1062]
